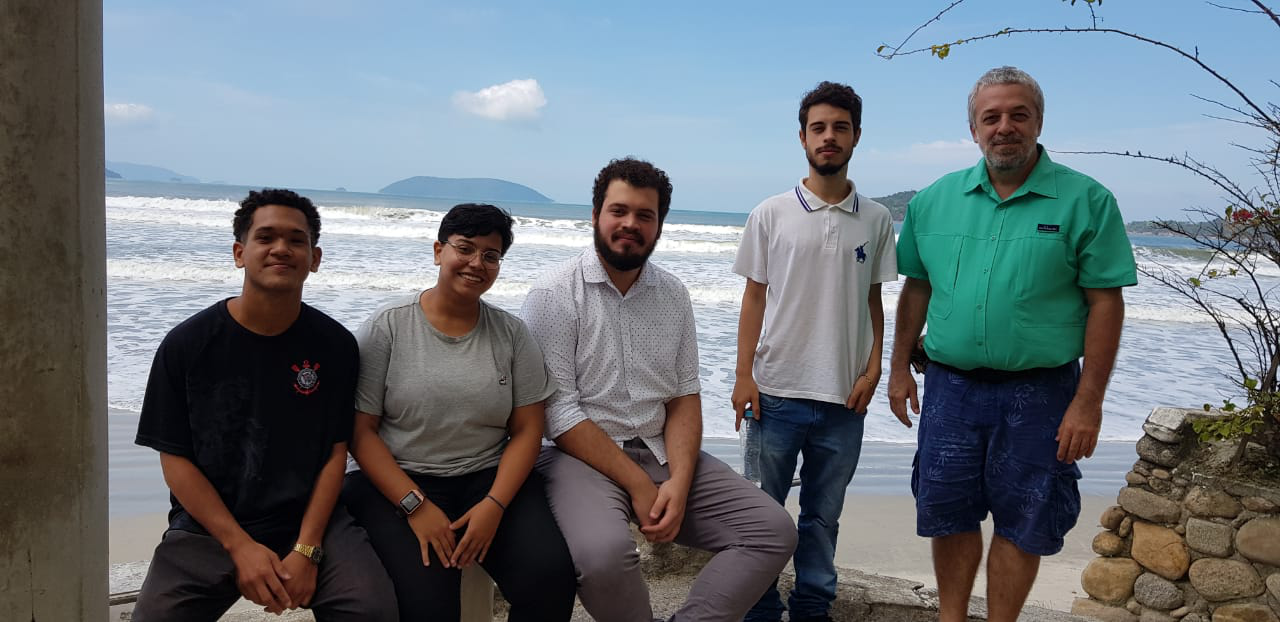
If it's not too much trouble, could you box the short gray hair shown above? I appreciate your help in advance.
[967,66,1044,125]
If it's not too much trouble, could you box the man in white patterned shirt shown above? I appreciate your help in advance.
[521,158,796,622]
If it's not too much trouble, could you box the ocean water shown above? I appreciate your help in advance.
[105,180,1254,512]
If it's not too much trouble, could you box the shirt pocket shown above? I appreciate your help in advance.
[1012,232,1084,328]
[921,234,964,321]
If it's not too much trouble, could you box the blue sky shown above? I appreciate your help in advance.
[103,1,1274,219]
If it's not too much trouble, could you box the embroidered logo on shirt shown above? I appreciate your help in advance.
[498,374,508,386]
[855,242,868,263]
[1037,224,1061,233]
[291,360,320,395]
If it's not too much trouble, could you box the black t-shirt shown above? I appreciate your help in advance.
[136,299,357,546]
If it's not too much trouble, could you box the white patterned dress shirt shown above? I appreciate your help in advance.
[519,249,701,465]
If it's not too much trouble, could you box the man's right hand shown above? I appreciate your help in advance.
[628,479,661,531]
[731,375,760,432]
[227,538,293,614]
[407,500,457,568]
[887,367,919,428]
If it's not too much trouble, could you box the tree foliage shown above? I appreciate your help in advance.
[880,0,1280,464]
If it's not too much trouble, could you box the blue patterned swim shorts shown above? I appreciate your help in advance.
[911,361,1082,556]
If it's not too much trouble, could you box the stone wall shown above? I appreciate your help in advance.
[1074,407,1280,622]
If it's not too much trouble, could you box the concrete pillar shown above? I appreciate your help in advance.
[0,1,107,620]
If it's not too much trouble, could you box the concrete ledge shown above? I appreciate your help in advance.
[112,549,1092,622]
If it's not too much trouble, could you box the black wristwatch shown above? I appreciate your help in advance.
[398,490,425,516]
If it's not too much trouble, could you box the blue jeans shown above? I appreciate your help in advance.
[744,393,865,622]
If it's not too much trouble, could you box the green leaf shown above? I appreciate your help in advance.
[877,45,886,53]
[1189,277,1202,287]
[1245,377,1259,389]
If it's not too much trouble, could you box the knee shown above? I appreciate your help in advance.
[573,531,641,587]
[754,504,799,559]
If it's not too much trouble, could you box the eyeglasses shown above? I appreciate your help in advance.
[444,240,504,266]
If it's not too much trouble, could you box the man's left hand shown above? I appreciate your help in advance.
[279,550,318,610]
[640,478,690,543]
[1056,397,1102,464]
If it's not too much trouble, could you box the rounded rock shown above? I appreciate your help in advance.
[1120,516,1135,537]
[1129,472,1152,486]
[1188,558,1264,601]
[1185,517,1235,558]
[1102,505,1129,531]
[1132,521,1190,581]
[1241,497,1277,513]
[1210,603,1278,622]
[1185,488,1243,519]
[1236,517,1280,566]
[1137,436,1184,468]
[1134,572,1185,610]
[1095,531,1128,557]
[1121,487,1183,524]
[1267,573,1280,601]
[1073,597,1139,622]
[1152,468,1172,480]
[1143,612,1179,622]
[1083,558,1144,604]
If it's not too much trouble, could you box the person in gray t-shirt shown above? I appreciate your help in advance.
[341,204,575,622]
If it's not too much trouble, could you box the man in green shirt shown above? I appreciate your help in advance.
[888,66,1136,622]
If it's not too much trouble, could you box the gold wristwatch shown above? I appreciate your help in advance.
[293,542,324,565]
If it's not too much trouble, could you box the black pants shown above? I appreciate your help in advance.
[343,467,576,622]
[132,506,397,622]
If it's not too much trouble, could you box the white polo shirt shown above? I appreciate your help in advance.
[733,180,898,404]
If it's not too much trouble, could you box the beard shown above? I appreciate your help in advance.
[593,224,656,272]
[806,148,851,177]
[982,138,1037,172]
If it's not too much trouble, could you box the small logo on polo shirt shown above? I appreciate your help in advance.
[1037,224,1061,233]
[292,360,320,395]
[855,242,868,263]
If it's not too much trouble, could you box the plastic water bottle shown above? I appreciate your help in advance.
[739,409,761,483]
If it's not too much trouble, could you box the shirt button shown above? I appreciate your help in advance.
[990,236,996,241]
[977,305,983,310]
[977,341,984,346]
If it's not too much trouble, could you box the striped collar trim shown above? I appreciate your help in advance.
[795,182,859,213]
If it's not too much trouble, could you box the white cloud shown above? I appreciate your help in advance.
[104,102,155,125]
[452,79,546,121]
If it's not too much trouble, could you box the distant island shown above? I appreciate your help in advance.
[380,176,552,203]
[106,160,199,183]
[105,168,121,179]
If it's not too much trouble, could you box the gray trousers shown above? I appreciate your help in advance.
[132,506,397,622]
[536,447,797,622]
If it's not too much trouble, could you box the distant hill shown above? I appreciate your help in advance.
[105,168,121,179]
[873,190,916,221]
[106,161,200,183]
[380,176,552,203]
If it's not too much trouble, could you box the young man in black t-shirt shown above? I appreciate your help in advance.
[132,189,396,621]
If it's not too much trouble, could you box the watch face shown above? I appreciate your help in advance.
[400,491,423,515]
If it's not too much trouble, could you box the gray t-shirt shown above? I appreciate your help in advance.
[354,292,557,476]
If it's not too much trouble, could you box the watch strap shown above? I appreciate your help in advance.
[292,542,323,565]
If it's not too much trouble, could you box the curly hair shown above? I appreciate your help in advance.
[438,203,515,253]
[591,157,673,223]
[232,188,321,246]
[798,81,863,131]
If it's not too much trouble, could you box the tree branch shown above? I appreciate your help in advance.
[879,26,1278,131]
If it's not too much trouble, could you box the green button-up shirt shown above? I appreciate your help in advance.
[897,147,1137,371]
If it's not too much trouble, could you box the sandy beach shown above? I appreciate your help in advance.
[111,439,1131,614]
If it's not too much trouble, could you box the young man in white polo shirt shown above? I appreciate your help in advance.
[733,81,902,622]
